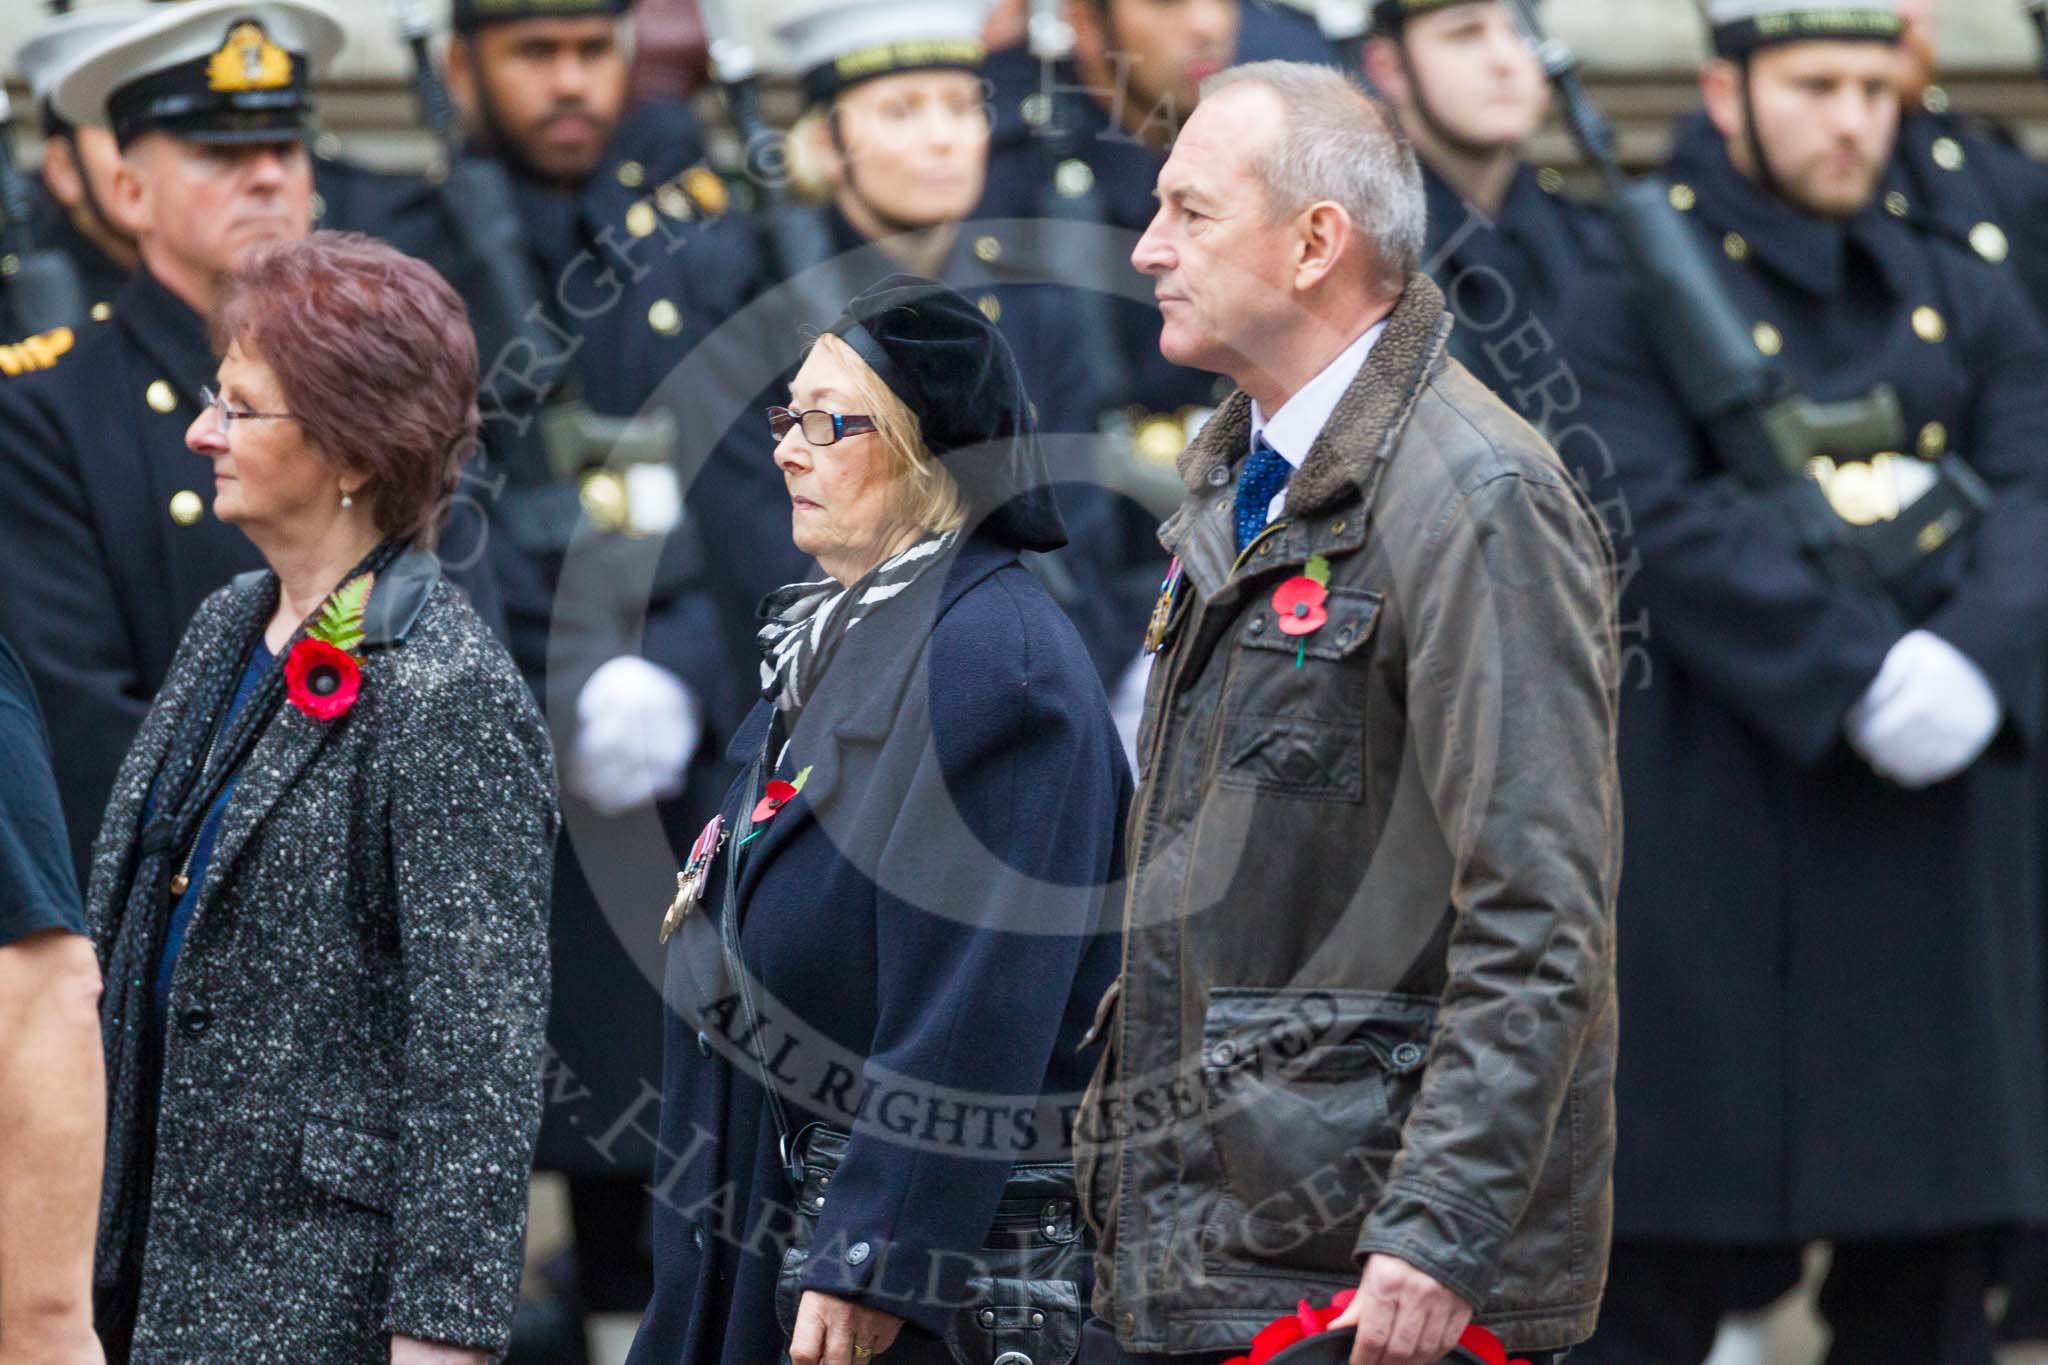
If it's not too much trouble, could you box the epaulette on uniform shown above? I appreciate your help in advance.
[0,326,78,377]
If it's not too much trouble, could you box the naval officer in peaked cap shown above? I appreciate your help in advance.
[0,0,503,880]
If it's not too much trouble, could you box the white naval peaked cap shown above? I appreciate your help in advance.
[772,0,992,105]
[16,5,155,106]
[53,0,344,141]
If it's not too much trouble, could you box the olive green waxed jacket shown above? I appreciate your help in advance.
[1077,275,1622,1357]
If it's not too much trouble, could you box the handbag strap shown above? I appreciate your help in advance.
[716,738,812,1189]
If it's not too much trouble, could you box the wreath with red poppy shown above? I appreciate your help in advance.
[1222,1290,1529,1365]
[285,573,372,721]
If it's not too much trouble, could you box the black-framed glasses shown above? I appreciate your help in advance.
[767,406,878,446]
[199,384,296,432]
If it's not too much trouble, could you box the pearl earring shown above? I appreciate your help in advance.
[341,491,353,509]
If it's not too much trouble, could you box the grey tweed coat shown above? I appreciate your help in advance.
[85,551,558,1361]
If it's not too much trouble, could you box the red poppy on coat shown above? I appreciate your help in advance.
[752,779,799,824]
[1272,576,1329,637]
[285,638,361,721]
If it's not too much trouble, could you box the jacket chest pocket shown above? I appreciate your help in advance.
[1216,586,1382,802]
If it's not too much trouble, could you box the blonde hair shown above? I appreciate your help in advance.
[811,332,970,536]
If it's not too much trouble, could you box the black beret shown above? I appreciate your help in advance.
[452,0,629,35]
[826,276,1067,555]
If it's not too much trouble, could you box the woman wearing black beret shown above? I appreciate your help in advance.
[628,277,1129,1365]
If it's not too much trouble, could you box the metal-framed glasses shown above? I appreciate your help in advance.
[199,385,295,432]
[767,406,878,446]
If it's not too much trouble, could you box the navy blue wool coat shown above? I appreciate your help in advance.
[627,535,1128,1365]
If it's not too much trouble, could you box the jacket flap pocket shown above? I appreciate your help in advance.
[1241,585,1382,662]
[1202,987,1437,1081]
[299,1114,399,1216]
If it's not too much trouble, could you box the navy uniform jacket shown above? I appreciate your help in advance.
[1560,119,2048,1241]
[628,535,1126,1365]
[0,267,503,876]
[424,99,772,1175]
[1890,94,2048,324]
[1420,160,1611,428]
[310,138,458,270]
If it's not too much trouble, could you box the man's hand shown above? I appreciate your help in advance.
[789,1289,904,1365]
[389,1335,486,1364]
[1328,1254,1474,1365]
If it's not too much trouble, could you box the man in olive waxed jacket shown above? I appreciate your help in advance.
[1073,60,1620,1365]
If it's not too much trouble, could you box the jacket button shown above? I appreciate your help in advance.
[692,1225,707,1251]
[1248,617,1266,635]
[1208,1041,1237,1067]
[1207,465,1230,488]
[696,1030,713,1059]
[1392,1042,1425,1070]
[979,1308,997,1327]
[847,1240,871,1265]
[178,1006,213,1038]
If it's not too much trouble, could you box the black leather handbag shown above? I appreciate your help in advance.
[718,748,1090,1365]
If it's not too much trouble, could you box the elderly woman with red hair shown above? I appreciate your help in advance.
[85,232,557,1365]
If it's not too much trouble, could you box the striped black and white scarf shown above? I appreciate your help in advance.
[757,530,958,726]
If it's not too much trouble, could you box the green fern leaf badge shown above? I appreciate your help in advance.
[309,572,374,653]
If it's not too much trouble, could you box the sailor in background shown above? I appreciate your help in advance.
[431,0,767,1353]
[1563,2,2048,1359]
[1362,0,1611,427]
[6,5,151,343]
[0,0,501,880]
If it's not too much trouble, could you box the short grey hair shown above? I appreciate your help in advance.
[1200,60,1427,295]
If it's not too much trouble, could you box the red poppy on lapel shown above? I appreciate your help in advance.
[1272,577,1329,637]
[752,779,799,824]
[285,638,361,721]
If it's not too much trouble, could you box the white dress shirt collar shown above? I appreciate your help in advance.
[1249,319,1388,473]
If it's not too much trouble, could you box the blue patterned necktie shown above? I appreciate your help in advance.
[1235,434,1293,554]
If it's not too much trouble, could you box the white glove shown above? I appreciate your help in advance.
[1844,630,2002,789]
[568,655,703,816]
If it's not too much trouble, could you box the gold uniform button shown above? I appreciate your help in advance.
[626,201,658,238]
[648,298,683,336]
[973,235,1002,263]
[309,191,327,223]
[1537,166,1565,194]
[977,294,1002,323]
[617,159,646,188]
[1055,158,1095,200]
[168,490,205,526]
[1021,93,1052,128]
[90,301,113,323]
[1884,190,1910,218]
[1668,182,1696,212]
[1932,137,1965,172]
[685,167,729,216]
[1,253,19,278]
[1970,222,2010,264]
[657,184,693,220]
[1723,232,1749,261]
[1912,306,1947,344]
[146,380,178,414]
[1752,322,1783,357]
[1923,85,1951,115]
[314,131,342,160]
[1919,421,1949,459]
